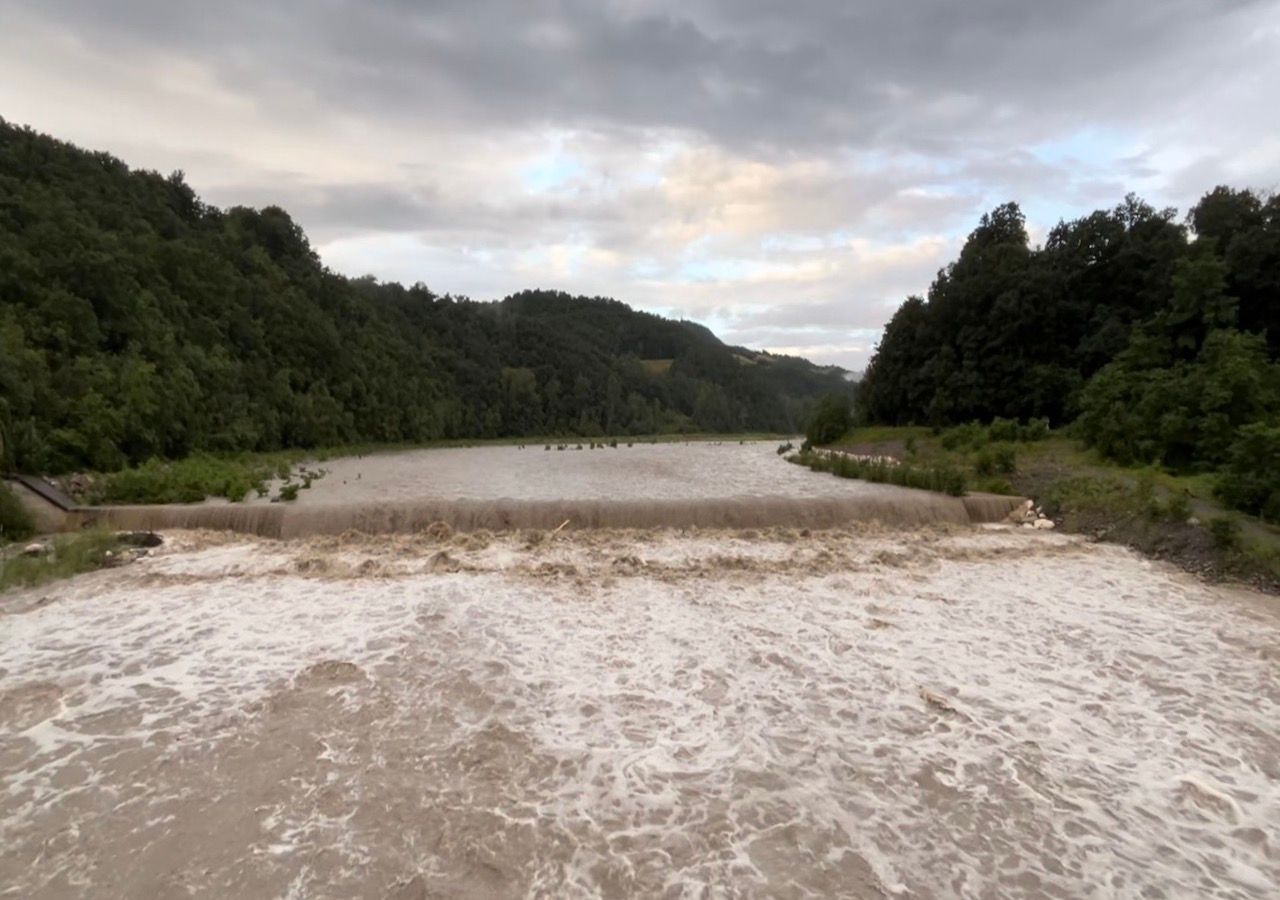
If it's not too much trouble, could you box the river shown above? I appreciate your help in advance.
[2,517,1276,898]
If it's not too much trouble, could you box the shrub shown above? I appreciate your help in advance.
[98,455,274,504]
[789,451,967,496]
[0,529,120,591]
[1078,330,1280,469]
[1215,423,1280,522]
[973,449,994,476]
[1163,492,1193,522]
[1207,516,1241,551]
[941,421,987,451]
[1134,472,1159,519]
[0,482,36,543]
[988,417,1020,442]
[972,476,1015,495]
[805,394,853,446]
[1018,417,1051,441]
[974,443,1017,476]
[1042,474,1153,522]
[277,483,300,502]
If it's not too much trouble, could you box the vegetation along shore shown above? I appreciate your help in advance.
[794,188,1280,592]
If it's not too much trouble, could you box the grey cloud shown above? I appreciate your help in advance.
[733,298,915,334]
[4,0,1278,372]
[16,0,1278,157]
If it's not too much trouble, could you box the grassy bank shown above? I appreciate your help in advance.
[787,450,968,496]
[826,424,1280,592]
[0,530,126,592]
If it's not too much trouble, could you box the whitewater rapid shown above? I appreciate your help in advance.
[1,525,1277,898]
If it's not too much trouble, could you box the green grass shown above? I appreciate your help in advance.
[0,529,122,592]
[1236,536,1280,583]
[1105,464,1218,502]
[834,426,1030,490]
[826,423,1280,589]
[789,450,968,496]
[93,452,301,504]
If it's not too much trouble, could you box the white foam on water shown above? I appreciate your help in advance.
[1,529,1277,898]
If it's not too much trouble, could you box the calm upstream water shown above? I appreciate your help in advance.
[288,441,882,503]
[99,442,1020,535]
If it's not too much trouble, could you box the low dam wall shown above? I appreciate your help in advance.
[79,492,1025,537]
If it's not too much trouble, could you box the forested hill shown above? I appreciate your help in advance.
[861,193,1280,432]
[0,119,848,473]
[858,190,1280,519]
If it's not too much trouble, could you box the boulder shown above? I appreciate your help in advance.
[21,542,48,557]
[1033,518,1056,530]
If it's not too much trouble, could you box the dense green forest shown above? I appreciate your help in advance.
[0,119,849,473]
[859,189,1280,520]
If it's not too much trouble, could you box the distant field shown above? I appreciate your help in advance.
[640,358,673,375]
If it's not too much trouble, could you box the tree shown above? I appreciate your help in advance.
[805,393,852,446]
[0,118,851,472]
[1216,423,1280,521]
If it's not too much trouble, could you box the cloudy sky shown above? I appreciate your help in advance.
[3,1,1279,370]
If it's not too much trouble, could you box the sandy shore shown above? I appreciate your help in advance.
[2,525,1277,898]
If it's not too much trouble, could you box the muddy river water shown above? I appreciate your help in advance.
[94,443,1022,535]
[2,447,1278,898]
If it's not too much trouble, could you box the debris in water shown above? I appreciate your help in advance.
[918,686,965,716]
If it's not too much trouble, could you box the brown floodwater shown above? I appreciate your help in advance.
[89,443,1023,535]
[286,442,893,503]
[2,525,1277,898]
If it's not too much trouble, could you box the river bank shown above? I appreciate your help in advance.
[827,427,1280,594]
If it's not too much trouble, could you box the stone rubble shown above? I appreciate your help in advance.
[1008,498,1056,530]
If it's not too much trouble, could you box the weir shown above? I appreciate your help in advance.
[52,445,1030,536]
[80,491,1025,536]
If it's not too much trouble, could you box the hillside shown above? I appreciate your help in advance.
[0,120,848,473]
[856,193,1280,524]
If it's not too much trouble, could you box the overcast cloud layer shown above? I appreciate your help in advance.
[3,0,1279,369]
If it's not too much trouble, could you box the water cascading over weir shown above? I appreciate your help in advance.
[76,493,1024,537]
[18,445,1027,537]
